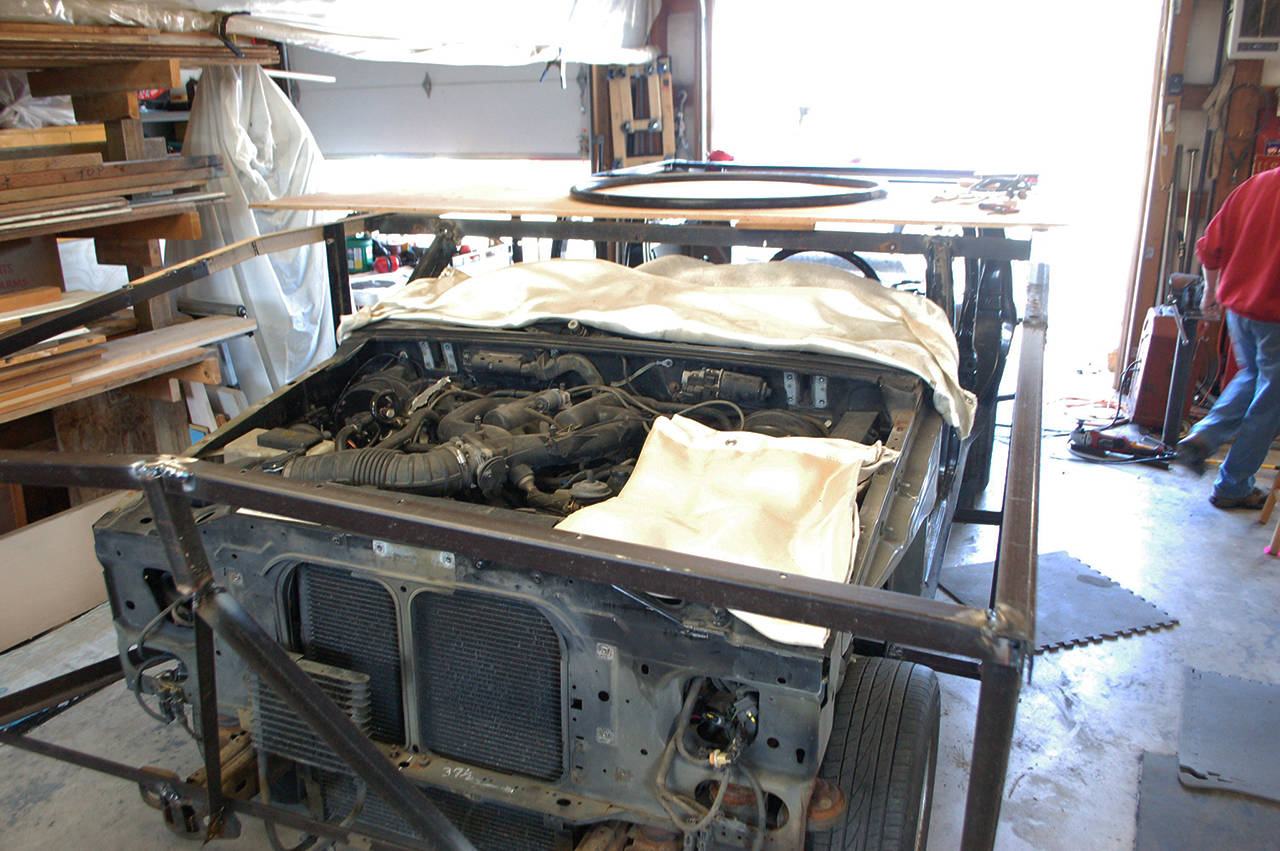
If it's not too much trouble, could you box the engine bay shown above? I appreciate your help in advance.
[215,327,902,521]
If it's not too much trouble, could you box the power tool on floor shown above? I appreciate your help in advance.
[1068,421,1174,467]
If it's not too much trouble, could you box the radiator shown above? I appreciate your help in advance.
[251,657,371,773]
[297,563,405,743]
[412,589,564,781]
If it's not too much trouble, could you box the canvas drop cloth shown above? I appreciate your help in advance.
[555,415,897,647]
[166,65,335,402]
[339,256,977,435]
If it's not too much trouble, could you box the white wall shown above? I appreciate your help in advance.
[288,47,590,157]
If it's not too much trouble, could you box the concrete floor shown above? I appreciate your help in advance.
[2,393,1278,849]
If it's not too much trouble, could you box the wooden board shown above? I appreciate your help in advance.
[0,154,220,191]
[0,124,105,151]
[66,210,201,241]
[71,91,140,122]
[0,372,71,404]
[0,163,220,204]
[0,193,219,244]
[0,152,103,175]
[0,290,98,327]
[0,346,101,384]
[0,330,105,369]
[27,59,182,97]
[0,315,255,423]
[0,285,60,313]
[255,176,1068,230]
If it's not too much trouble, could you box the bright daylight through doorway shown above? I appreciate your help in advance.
[711,0,1167,397]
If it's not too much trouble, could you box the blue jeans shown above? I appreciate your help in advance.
[1187,310,1280,498]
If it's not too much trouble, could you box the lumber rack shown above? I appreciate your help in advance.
[0,209,1045,850]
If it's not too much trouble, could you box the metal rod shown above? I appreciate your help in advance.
[959,661,1023,850]
[0,657,123,728]
[132,466,470,848]
[1162,310,1200,446]
[1179,148,1199,275]
[368,214,1034,263]
[992,263,1048,643]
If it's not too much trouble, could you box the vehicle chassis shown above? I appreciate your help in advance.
[0,206,1046,851]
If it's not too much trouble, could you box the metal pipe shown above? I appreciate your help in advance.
[1179,148,1199,274]
[991,263,1047,644]
[959,661,1023,849]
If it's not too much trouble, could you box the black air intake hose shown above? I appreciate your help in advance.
[466,350,605,386]
[283,446,469,494]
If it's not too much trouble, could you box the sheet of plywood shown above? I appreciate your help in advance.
[0,289,97,326]
[0,493,120,652]
[254,175,1067,230]
[0,315,255,423]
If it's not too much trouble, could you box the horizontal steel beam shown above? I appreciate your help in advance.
[0,450,1016,663]
[368,214,1033,262]
[0,657,123,729]
[0,216,370,360]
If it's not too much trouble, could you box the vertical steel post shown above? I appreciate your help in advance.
[925,238,957,324]
[139,473,227,836]
[324,221,353,330]
[959,660,1023,850]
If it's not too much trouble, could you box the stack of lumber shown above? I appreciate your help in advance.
[0,151,223,244]
[0,21,281,67]
[0,314,255,423]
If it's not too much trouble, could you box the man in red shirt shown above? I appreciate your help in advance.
[1176,167,1280,508]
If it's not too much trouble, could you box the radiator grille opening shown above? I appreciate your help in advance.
[411,590,564,781]
[318,769,562,850]
[297,563,405,743]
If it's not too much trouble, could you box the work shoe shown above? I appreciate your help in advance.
[1173,438,1210,476]
[1209,487,1267,510]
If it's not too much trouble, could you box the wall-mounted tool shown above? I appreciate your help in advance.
[606,56,675,168]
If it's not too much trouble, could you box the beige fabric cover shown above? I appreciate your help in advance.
[338,257,976,436]
[555,415,897,647]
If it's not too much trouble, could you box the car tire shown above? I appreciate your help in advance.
[806,657,941,850]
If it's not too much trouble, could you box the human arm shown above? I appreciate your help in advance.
[1201,266,1221,317]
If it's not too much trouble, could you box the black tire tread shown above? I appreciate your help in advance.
[807,657,941,851]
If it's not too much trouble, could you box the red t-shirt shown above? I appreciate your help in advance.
[1197,167,1280,322]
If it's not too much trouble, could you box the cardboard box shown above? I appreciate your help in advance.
[0,493,118,652]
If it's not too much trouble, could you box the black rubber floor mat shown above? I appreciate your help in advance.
[1179,668,1280,803]
[938,550,1177,653]
[1137,752,1280,851]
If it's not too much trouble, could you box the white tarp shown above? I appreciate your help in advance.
[339,256,978,436]
[166,64,334,402]
[556,415,897,647]
[3,0,657,66]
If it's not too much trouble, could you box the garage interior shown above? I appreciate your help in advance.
[0,1,1279,849]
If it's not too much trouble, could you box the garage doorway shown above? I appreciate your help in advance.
[711,0,1167,391]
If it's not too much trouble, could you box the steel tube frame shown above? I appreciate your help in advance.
[0,206,1045,851]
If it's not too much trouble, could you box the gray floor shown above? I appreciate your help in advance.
[1,417,1277,849]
